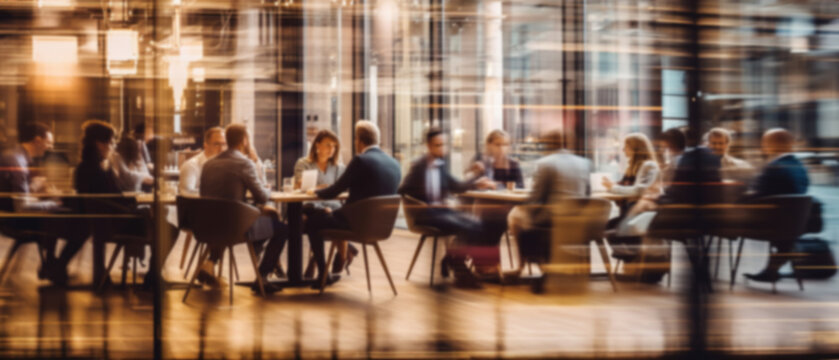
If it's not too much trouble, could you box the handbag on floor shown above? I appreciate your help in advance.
[790,237,836,280]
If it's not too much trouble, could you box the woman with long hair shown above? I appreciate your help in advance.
[602,133,661,197]
[112,134,153,192]
[293,129,355,278]
[469,129,524,189]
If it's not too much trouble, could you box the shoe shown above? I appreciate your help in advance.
[273,264,286,279]
[440,257,450,278]
[312,274,341,289]
[744,269,780,283]
[251,275,280,293]
[453,272,483,289]
[196,262,220,288]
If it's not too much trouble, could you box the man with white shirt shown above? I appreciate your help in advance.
[179,127,226,195]
[706,127,753,181]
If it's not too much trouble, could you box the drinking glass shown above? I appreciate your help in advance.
[282,177,294,193]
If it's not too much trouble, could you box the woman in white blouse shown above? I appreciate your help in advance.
[112,135,153,192]
[602,133,661,199]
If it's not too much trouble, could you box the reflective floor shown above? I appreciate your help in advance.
[0,187,838,359]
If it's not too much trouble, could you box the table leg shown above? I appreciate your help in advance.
[92,231,105,286]
[286,202,303,283]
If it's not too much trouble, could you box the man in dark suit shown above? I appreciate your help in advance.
[200,124,288,288]
[307,120,401,284]
[745,128,810,282]
[398,127,492,243]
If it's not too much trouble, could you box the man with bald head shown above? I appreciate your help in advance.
[743,128,810,282]
[751,128,809,198]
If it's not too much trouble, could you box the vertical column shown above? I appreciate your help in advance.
[482,0,503,134]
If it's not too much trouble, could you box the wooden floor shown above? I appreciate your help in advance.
[1,226,839,359]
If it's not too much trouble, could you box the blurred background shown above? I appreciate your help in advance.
[0,0,838,358]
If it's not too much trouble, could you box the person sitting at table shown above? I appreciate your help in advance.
[742,128,810,282]
[0,122,79,284]
[468,129,524,189]
[705,127,753,182]
[73,120,177,289]
[601,133,661,200]
[307,121,401,286]
[179,127,226,196]
[199,124,288,290]
[654,128,686,185]
[111,134,153,192]
[399,126,494,287]
[507,130,591,268]
[293,129,354,277]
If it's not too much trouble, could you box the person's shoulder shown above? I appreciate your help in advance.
[642,159,660,170]
[294,157,311,168]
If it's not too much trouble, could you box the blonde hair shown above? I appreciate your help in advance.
[355,120,380,147]
[485,129,509,146]
[623,133,656,178]
[707,127,732,143]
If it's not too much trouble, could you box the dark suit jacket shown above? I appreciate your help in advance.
[74,160,122,195]
[316,147,401,207]
[200,149,270,206]
[398,155,475,204]
[751,154,809,198]
[659,147,721,204]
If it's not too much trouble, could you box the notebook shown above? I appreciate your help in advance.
[300,169,318,192]
[590,172,613,193]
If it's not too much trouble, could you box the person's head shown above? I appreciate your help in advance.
[225,124,250,153]
[308,129,340,165]
[354,120,380,153]
[203,127,226,158]
[116,135,141,163]
[706,127,733,157]
[19,122,54,157]
[133,122,152,142]
[623,133,656,177]
[425,126,446,159]
[656,128,686,156]
[485,129,511,158]
[541,130,565,152]
[81,120,116,163]
[761,128,795,157]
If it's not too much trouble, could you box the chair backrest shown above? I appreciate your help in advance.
[401,195,427,233]
[187,197,261,247]
[550,197,612,242]
[175,195,198,231]
[342,195,401,242]
[746,194,812,240]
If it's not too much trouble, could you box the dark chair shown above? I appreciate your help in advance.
[519,197,617,292]
[709,195,812,292]
[176,196,197,273]
[0,224,53,286]
[182,197,265,305]
[82,196,151,291]
[402,195,455,286]
[319,195,401,297]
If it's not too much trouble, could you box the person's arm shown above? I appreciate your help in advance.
[241,160,270,206]
[113,154,152,191]
[526,163,552,205]
[178,160,199,195]
[316,157,357,199]
[610,161,660,196]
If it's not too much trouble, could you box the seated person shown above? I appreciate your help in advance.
[705,127,753,182]
[179,127,226,196]
[199,124,288,289]
[293,129,354,277]
[601,133,661,201]
[399,127,494,286]
[307,121,401,286]
[73,120,176,288]
[742,128,809,282]
[507,130,590,266]
[111,134,153,192]
[468,129,524,189]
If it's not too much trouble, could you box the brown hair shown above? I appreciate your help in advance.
[203,126,224,144]
[485,129,509,146]
[623,133,656,178]
[307,129,340,165]
[225,124,248,149]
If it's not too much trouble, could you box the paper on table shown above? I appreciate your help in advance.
[300,169,318,192]
[590,172,614,193]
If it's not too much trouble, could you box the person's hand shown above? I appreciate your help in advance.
[601,176,613,191]
[323,207,332,214]
[475,177,496,190]
[261,204,279,216]
[246,144,260,163]
[306,188,316,196]
[469,161,485,175]
[30,176,47,193]
[316,184,328,190]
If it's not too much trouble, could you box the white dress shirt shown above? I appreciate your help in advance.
[425,158,444,205]
[179,152,209,195]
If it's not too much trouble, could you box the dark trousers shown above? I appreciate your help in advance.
[208,214,288,277]
[304,209,349,276]
[416,208,485,246]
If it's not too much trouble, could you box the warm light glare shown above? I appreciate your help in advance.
[107,30,138,61]
[179,41,203,62]
[37,0,73,8]
[192,67,205,83]
[32,36,78,64]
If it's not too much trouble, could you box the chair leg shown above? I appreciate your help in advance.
[228,247,235,305]
[229,248,240,281]
[505,232,514,270]
[182,246,211,303]
[796,276,805,291]
[245,242,266,297]
[430,236,439,286]
[121,249,129,286]
[99,244,124,291]
[319,242,337,294]
[217,250,225,278]
[667,240,673,288]
[179,232,193,269]
[184,242,203,280]
[0,241,22,286]
[405,235,426,281]
[362,245,372,297]
[373,243,397,296]
[730,237,745,291]
[132,257,138,286]
[595,239,618,292]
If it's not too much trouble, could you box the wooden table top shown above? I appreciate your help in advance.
[459,190,637,203]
